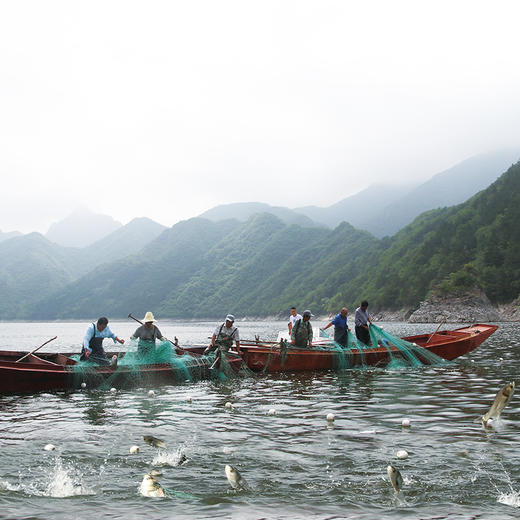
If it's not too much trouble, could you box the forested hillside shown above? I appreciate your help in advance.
[3,162,519,320]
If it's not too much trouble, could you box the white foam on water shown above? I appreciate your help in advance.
[498,490,520,507]
[151,447,186,467]
[0,479,21,492]
[44,458,94,498]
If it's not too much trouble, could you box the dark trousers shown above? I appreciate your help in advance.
[355,325,370,346]
[334,330,348,347]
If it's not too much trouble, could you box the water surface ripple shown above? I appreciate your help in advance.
[0,321,519,519]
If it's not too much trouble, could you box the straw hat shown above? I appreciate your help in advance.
[143,311,156,323]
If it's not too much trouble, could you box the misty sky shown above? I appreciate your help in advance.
[1,0,519,233]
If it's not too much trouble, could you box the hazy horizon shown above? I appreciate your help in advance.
[2,1,520,233]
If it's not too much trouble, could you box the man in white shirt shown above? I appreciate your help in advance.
[288,307,303,334]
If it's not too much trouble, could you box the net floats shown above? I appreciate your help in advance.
[396,449,409,459]
[225,402,233,409]
[129,445,140,454]
[268,408,276,416]
[326,413,335,422]
[401,418,411,427]
[44,444,56,451]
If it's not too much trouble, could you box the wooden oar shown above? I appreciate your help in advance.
[425,318,447,345]
[15,336,58,363]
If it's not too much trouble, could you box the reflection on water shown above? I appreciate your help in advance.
[0,321,519,519]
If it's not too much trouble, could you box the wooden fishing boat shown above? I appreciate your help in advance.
[0,349,242,394]
[238,323,499,373]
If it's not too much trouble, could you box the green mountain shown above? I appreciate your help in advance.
[0,218,170,319]
[199,202,321,228]
[345,160,520,309]
[295,149,520,236]
[6,160,520,320]
[361,148,520,237]
[295,184,408,229]
[83,217,167,267]
[0,233,85,318]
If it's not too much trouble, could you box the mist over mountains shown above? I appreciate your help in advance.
[1,150,519,320]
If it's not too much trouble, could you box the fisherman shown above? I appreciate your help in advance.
[321,307,350,346]
[205,314,241,354]
[288,306,303,335]
[81,317,124,365]
[291,310,313,347]
[355,300,372,345]
[130,311,165,357]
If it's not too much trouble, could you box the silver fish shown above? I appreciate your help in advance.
[482,382,515,423]
[140,473,166,498]
[142,435,167,449]
[225,464,250,490]
[387,465,403,493]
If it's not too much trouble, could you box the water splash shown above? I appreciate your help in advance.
[151,447,187,467]
[498,490,520,507]
[44,458,93,498]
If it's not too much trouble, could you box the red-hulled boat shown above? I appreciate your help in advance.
[0,349,242,394]
[238,324,499,373]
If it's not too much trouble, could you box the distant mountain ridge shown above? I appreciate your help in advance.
[361,148,520,237]
[0,217,168,319]
[46,207,122,247]
[199,202,321,228]
[0,230,22,243]
[295,184,409,230]
[296,148,520,236]
[19,159,520,320]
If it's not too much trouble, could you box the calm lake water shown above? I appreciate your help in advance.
[1,320,519,519]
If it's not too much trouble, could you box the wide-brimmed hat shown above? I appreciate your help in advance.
[225,314,235,323]
[143,311,156,323]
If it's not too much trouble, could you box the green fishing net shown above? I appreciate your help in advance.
[70,339,253,390]
[319,324,446,370]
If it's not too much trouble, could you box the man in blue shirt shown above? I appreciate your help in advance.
[81,317,125,365]
[322,307,349,346]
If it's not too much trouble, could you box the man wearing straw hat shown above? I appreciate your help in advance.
[130,311,166,357]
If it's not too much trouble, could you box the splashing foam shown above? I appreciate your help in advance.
[44,458,92,498]
[498,491,520,508]
[0,479,21,492]
[152,448,186,467]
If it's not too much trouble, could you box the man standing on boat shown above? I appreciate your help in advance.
[288,306,303,335]
[321,307,350,346]
[291,310,313,347]
[81,317,124,365]
[130,311,165,357]
[355,301,372,345]
[206,314,241,354]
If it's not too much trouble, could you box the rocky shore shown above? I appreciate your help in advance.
[372,293,519,323]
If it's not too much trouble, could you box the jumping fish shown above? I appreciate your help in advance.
[481,382,515,424]
[387,465,403,493]
[225,464,250,491]
[140,473,166,498]
[142,435,167,449]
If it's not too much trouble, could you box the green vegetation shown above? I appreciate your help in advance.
[1,162,519,320]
